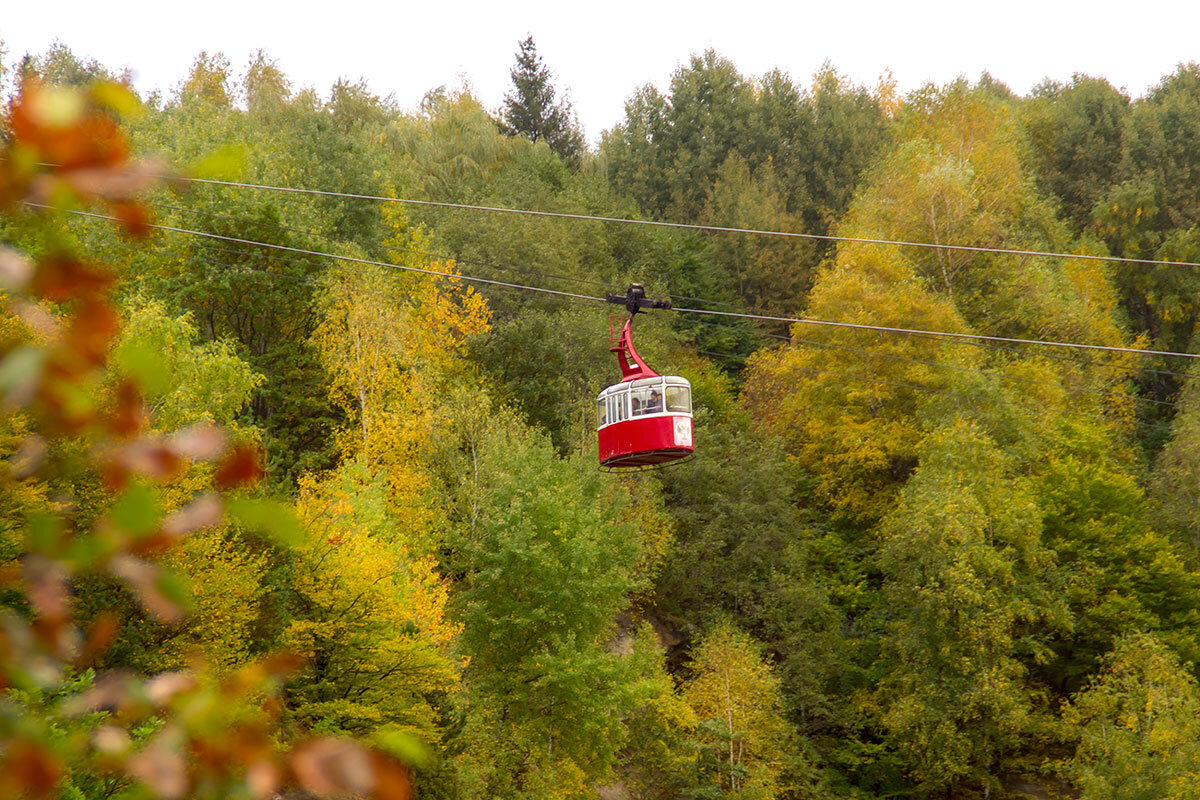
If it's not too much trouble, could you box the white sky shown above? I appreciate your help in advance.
[3,0,1199,145]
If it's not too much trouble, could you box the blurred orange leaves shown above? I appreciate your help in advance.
[0,79,411,800]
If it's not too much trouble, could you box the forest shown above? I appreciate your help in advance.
[3,36,1200,800]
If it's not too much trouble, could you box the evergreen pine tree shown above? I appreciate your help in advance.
[501,36,584,163]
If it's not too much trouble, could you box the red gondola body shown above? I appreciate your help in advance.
[597,314,694,469]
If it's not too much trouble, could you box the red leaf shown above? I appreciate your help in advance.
[161,493,223,538]
[127,726,187,799]
[22,555,69,626]
[214,443,264,490]
[289,739,374,797]
[65,298,119,367]
[10,80,129,171]
[110,199,152,238]
[0,739,63,800]
[107,554,184,623]
[9,435,47,480]
[30,253,113,302]
[110,379,145,436]
[0,248,33,291]
[169,424,227,461]
[75,610,118,667]
[144,671,197,705]
[246,760,280,799]
[369,751,413,800]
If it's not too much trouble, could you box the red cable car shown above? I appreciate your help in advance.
[597,285,694,469]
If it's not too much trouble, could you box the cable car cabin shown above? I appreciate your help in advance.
[597,377,693,468]
[596,294,693,469]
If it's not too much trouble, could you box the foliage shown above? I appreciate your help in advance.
[1023,75,1130,231]
[872,421,1062,795]
[284,461,458,742]
[446,412,644,797]
[1064,633,1200,799]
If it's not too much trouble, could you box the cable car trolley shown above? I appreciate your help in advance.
[597,285,693,470]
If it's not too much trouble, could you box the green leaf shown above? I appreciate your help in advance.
[24,511,62,555]
[65,533,114,569]
[0,346,44,403]
[108,483,161,538]
[371,727,432,769]
[115,337,171,397]
[227,497,303,546]
[155,569,193,613]
[90,82,143,119]
[188,146,246,181]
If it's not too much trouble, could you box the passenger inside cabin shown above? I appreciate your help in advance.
[645,390,663,413]
[631,397,642,415]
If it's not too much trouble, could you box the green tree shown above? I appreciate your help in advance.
[20,41,122,87]
[1022,75,1130,231]
[1150,368,1200,550]
[501,36,584,164]
[872,421,1064,796]
[656,416,844,734]
[1034,448,1200,694]
[1093,64,1200,358]
[446,412,644,797]
[113,299,263,431]
[602,50,758,221]
[701,153,818,315]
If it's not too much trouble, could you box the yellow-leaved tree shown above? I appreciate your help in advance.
[310,203,489,504]
[284,461,459,742]
[683,621,795,799]
[743,80,1140,524]
[96,299,268,674]
[293,204,489,749]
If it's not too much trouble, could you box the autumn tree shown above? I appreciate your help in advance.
[178,51,233,108]
[284,461,459,742]
[1064,633,1200,799]
[683,621,799,798]
[242,50,291,115]
[0,78,413,800]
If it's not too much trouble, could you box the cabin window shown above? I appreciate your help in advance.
[631,386,664,415]
[666,385,691,414]
[597,398,607,428]
[630,387,648,416]
[610,393,626,423]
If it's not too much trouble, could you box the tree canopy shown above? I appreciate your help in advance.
[6,44,1200,800]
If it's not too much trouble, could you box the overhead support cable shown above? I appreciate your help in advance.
[45,204,1200,364]
[46,205,1181,429]
[671,305,1200,361]
[35,205,609,306]
[145,199,623,293]
[688,317,1180,408]
[169,174,1200,270]
[698,349,1157,430]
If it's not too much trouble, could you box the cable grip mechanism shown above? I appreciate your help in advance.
[605,283,672,315]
